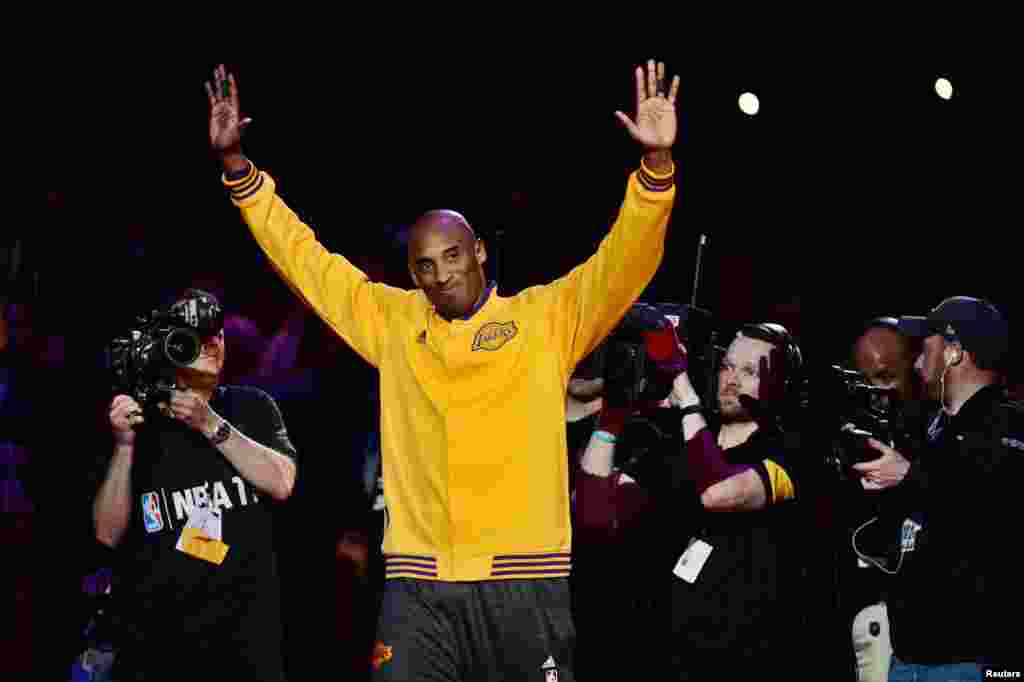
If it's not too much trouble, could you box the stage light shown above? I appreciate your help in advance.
[935,77,953,100]
[738,92,760,116]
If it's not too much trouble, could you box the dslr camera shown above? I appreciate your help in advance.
[105,292,224,407]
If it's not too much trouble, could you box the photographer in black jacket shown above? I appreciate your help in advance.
[853,296,1022,679]
[841,317,928,681]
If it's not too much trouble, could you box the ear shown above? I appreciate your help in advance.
[949,342,964,367]
[475,239,487,266]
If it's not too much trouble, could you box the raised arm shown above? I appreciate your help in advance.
[205,64,399,367]
[551,60,679,374]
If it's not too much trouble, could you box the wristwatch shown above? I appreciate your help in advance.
[207,418,232,446]
[677,403,703,418]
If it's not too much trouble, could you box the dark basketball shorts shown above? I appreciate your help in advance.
[371,577,575,681]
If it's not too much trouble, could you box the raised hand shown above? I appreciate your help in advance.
[615,59,680,151]
[737,348,787,421]
[758,348,788,406]
[204,64,252,162]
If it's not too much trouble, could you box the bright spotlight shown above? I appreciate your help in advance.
[738,92,760,116]
[935,77,953,100]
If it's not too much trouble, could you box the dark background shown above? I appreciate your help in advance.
[18,33,1021,678]
[44,40,1018,365]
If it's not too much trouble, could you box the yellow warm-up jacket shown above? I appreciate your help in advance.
[224,159,675,581]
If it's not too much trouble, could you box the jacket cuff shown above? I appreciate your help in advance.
[221,159,264,201]
[637,156,675,192]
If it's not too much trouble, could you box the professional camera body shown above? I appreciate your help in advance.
[573,302,719,483]
[106,292,224,407]
[817,365,907,479]
[575,301,718,407]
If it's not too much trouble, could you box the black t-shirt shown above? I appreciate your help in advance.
[102,385,297,681]
[666,425,811,668]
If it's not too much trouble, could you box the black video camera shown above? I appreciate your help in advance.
[817,365,905,479]
[105,293,224,407]
[575,302,716,407]
[572,302,717,487]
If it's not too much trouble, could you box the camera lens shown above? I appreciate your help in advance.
[163,328,201,367]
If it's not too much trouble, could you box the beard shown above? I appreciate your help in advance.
[717,392,753,423]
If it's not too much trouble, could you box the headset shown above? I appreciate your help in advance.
[739,322,803,396]
[862,316,901,334]
[945,345,963,368]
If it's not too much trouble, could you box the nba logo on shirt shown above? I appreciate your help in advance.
[141,492,164,533]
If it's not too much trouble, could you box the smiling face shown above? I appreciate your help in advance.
[407,210,488,320]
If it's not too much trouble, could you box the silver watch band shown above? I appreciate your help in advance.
[208,419,232,445]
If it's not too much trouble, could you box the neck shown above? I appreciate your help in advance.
[464,281,490,317]
[943,375,994,416]
[443,282,491,322]
[717,419,758,450]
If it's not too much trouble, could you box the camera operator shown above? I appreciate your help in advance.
[839,317,928,682]
[90,289,298,682]
[852,296,1022,679]
[568,316,811,677]
[664,322,811,678]
[567,321,680,680]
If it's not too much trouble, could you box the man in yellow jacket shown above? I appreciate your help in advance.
[205,59,678,681]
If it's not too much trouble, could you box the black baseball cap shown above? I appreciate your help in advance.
[898,296,1009,363]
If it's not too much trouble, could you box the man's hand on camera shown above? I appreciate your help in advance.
[852,438,911,491]
[567,390,603,423]
[109,394,144,447]
[568,377,605,402]
[669,370,700,409]
[158,389,221,438]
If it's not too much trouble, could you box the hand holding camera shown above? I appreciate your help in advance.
[109,394,145,446]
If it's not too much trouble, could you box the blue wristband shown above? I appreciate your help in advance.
[593,430,618,444]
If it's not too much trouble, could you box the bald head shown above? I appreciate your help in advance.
[407,210,488,320]
[408,210,477,249]
[853,326,918,402]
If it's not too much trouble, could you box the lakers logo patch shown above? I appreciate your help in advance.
[472,321,518,351]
